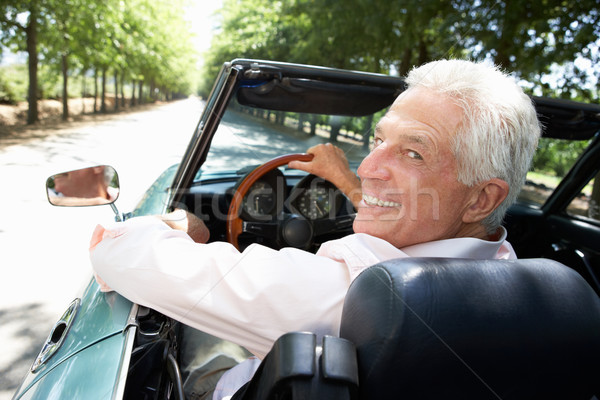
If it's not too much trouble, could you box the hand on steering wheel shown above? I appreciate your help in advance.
[226,153,354,250]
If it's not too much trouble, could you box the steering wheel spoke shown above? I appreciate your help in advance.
[242,221,278,237]
[313,214,355,236]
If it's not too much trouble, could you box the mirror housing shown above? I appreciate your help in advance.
[46,165,120,207]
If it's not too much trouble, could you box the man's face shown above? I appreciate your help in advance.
[54,167,103,197]
[353,87,479,248]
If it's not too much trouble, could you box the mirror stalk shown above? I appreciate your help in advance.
[111,204,123,222]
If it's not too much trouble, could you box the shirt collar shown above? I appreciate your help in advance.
[400,227,512,260]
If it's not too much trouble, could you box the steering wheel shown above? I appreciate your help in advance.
[226,153,355,250]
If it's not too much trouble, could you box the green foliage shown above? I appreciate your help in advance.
[456,0,599,93]
[38,63,61,98]
[202,0,599,101]
[197,0,599,179]
[532,137,591,177]
[0,78,17,104]
[0,0,199,109]
[0,64,28,103]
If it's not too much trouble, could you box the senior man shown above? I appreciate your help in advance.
[90,59,541,399]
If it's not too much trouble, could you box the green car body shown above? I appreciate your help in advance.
[13,281,137,400]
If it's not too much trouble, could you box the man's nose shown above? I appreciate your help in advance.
[358,143,392,181]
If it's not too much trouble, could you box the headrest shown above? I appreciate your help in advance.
[340,258,600,399]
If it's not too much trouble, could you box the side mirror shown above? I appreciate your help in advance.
[46,165,120,207]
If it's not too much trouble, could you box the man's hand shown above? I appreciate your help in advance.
[158,209,210,243]
[288,143,362,209]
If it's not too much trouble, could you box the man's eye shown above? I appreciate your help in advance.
[407,150,423,160]
[373,137,383,147]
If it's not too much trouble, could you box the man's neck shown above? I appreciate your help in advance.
[456,223,499,242]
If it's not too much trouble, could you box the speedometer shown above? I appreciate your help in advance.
[298,187,331,220]
[243,181,275,218]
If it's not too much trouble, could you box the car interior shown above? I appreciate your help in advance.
[124,60,600,399]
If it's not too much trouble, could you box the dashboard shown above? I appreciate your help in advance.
[240,169,346,221]
[181,168,355,251]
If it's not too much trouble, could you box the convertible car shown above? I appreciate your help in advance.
[13,59,600,399]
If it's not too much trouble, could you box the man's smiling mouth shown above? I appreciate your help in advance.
[363,194,401,207]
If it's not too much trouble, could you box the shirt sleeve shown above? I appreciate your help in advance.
[89,216,350,358]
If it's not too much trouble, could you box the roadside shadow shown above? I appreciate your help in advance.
[0,303,55,395]
[0,99,171,145]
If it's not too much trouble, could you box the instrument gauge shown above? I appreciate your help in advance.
[298,186,331,220]
[243,181,275,218]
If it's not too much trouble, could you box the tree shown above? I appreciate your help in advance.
[458,0,599,94]
[0,0,48,124]
[204,0,598,97]
[200,0,598,152]
[45,0,80,120]
[289,0,462,74]
[1,0,199,122]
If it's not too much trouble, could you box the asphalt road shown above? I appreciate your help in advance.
[0,97,202,399]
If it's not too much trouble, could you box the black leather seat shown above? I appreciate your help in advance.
[234,257,600,399]
[340,257,600,399]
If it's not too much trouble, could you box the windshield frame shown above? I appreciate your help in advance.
[169,59,406,208]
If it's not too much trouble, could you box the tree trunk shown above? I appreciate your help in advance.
[93,69,98,113]
[81,70,86,113]
[25,5,39,124]
[150,80,155,101]
[329,115,343,143]
[330,125,340,143]
[297,114,304,132]
[309,115,317,136]
[418,37,428,66]
[114,70,119,111]
[398,47,412,77]
[590,171,600,220]
[138,80,143,104]
[130,81,136,106]
[120,70,125,107]
[100,68,107,113]
[61,53,69,121]
[493,1,516,70]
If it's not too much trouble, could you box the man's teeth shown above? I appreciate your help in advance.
[363,194,400,207]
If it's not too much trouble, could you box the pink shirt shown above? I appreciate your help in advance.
[89,216,516,398]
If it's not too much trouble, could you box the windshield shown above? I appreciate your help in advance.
[201,95,597,215]
[199,97,380,177]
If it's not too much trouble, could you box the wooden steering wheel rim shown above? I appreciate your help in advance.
[226,153,314,250]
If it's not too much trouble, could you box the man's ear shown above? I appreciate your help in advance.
[462,178,509,224]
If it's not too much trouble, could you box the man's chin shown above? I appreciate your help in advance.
[353,218,393,238]
[354,207,404,224]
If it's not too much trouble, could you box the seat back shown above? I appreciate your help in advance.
[340,258,600,399]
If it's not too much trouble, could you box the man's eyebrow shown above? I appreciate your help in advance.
[375,124,435,150]
[403,133,438,153]
[405,134,428,145]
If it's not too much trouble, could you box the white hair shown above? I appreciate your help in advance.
[405,59,541,233]
[103,166,117,187]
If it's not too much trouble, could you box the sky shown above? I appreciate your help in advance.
[187,0,223,56]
